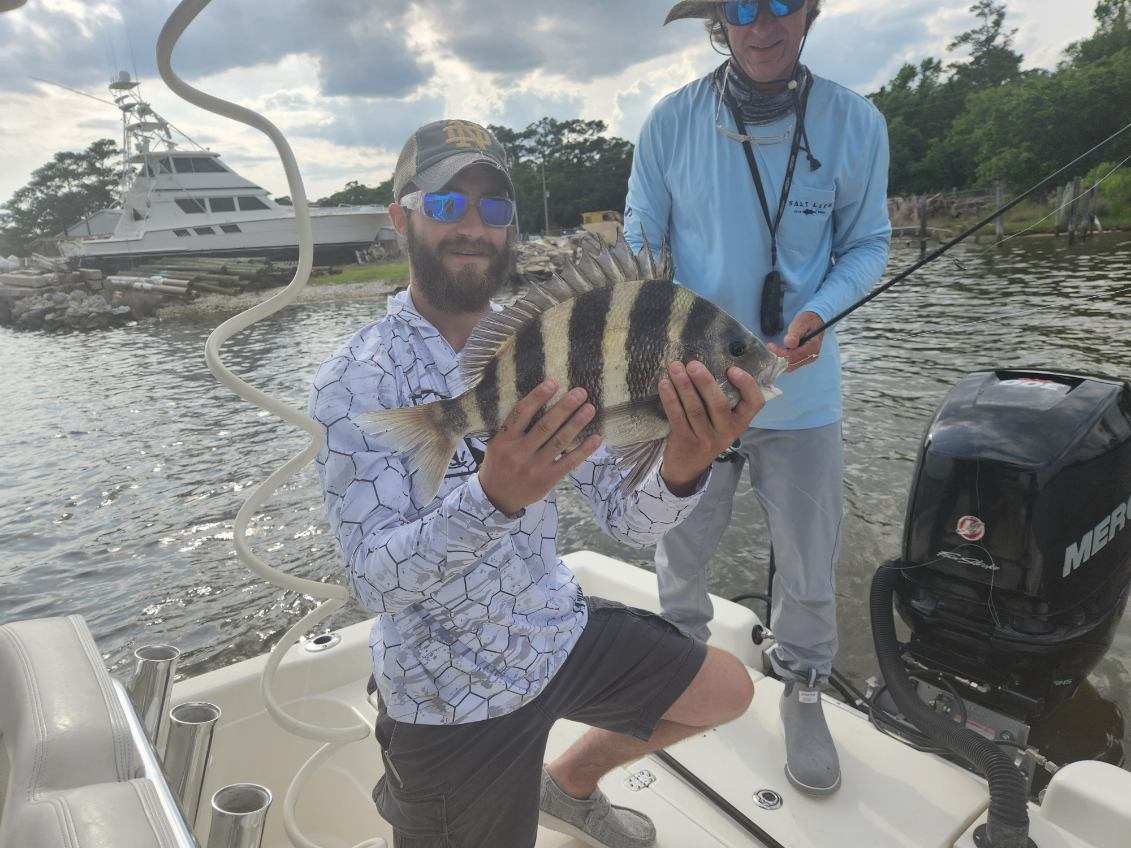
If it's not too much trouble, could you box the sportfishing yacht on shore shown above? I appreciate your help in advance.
[57,73,389,268]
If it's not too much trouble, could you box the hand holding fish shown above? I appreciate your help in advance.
[768,311,824,373]
[658,361,766,496]
[478,379,604,517]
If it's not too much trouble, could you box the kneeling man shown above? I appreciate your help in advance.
[310,119,766,848]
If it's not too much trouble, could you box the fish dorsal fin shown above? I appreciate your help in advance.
[459,234,673,388]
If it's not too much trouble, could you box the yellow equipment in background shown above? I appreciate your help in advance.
[581,210,624,245]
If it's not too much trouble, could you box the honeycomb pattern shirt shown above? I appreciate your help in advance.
[310,290,708,725]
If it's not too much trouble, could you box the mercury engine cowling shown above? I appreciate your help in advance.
[894,369,1131,719]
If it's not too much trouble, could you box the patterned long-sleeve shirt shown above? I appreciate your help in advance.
[310,290,708,725]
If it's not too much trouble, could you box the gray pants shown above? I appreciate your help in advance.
[655,423,844,682]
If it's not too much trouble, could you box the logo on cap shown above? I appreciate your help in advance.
[956,515,986,542]
[443,121,494,152]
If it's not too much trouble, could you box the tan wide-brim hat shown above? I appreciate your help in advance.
[664,1,719,24]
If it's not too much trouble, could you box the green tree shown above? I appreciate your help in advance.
[871,58,971,193]
[488,118,634,234]
[1086,160,1131,220]
[865,1,1131,195]
[948,41,1131,190]
[0,139,121,254]
[1063,0,1131,65]
[315,178,393,207]
[948,0,1024,88]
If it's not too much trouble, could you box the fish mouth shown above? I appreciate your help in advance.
[760,357,789,384]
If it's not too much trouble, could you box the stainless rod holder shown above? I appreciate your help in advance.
[206,783,272,848]
[164,701,222,828]
[127,644,180,748]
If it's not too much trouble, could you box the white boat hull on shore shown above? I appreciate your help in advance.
[59,207,387,264]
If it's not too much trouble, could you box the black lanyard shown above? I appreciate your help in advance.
[724,83,812,336]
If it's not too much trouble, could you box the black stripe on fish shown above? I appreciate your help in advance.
[680,296,717,362]
[438,397,468,438]
[514,319,546,402]
[627,280,677,405]
[475,358,500,433]
[569,287,612,413]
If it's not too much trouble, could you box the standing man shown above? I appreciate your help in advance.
[310,119,768,848]
[626,1,891,796]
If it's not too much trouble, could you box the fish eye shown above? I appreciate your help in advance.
[729,340,748,358]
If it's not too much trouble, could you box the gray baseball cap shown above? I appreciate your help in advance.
[392,119,514,202]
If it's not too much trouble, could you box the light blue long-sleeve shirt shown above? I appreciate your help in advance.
[626,71,892,429]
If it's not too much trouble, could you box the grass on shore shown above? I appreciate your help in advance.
[898,198,1131,240]
[314,260,409,287]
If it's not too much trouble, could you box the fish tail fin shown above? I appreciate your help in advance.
[359,400,465,503]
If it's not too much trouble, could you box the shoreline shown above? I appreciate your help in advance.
[154,276,406,321]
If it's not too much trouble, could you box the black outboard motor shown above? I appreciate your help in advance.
[894,369,1131,720]
[870,369,1131,847]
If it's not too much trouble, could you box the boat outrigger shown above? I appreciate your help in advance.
[1,2,1129,848]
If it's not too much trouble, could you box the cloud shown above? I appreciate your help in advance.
[414,0,699,81]
[0,0,1103,205]
[488,89,586,130]
[292,96,446,152]
[0,0,430,99]
[806,2,940,92]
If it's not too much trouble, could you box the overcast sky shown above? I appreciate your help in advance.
[0,0,1101,204]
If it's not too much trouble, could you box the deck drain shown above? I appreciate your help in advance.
[303,632,341,653]
[754,789,783,810]
[624,769,657,792]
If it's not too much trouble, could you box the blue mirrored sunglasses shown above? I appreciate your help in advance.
[721,0,806,26]
[401,190,515,228]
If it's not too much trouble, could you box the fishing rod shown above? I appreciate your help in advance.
[799,119,1131,346]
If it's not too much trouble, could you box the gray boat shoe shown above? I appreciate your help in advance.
[780,673,842,796]
[538,768,657,848]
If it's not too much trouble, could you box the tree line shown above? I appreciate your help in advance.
[873,0,1131,196]
[2,0,1129,254]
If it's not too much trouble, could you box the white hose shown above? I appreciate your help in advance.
[155,3,373,847]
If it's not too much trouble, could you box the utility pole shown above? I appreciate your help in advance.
[541,156,550,235]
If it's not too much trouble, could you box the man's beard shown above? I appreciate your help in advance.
[407,218,511,314]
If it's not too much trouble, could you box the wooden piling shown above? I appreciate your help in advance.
[1067,177,1083,245]
[1079,186,1095,242]
[917,196,929,259]
[1055,184,1073,237]
[994,182,1005,243]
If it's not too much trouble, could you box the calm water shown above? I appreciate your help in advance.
[2,235,1129,764]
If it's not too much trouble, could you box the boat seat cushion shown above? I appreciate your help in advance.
[0,616,176,847]
[3,780,180,848]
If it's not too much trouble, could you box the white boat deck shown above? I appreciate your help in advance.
[172,553,994,848]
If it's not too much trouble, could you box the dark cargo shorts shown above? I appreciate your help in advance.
[369,595,709,848]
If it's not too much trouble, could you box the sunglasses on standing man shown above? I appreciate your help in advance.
[720,0,807,27]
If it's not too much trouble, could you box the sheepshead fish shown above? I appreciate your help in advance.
[361,236,786,503]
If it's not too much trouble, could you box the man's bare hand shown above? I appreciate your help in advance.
[478,380,602,516]
[658,361,766,496]
[768,310,824,373]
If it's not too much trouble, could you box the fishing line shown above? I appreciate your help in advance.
[799,118,1131,345]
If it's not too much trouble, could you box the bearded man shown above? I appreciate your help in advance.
[310,119,768,848]
[626,1,893,796]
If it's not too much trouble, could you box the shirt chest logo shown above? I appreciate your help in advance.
[789,198,832,217]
